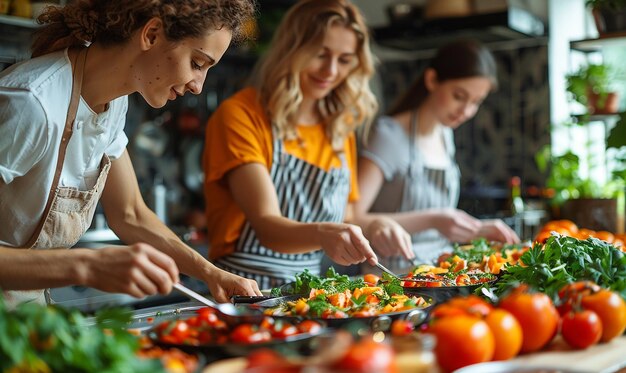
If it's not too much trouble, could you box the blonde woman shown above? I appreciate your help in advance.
[203,0,414,288]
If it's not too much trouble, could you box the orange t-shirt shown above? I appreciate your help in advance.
[203,87,360,260]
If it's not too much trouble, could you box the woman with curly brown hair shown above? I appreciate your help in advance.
[0,0,261,308]
[203,0,415,289]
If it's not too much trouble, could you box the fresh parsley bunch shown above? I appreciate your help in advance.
[0,295,164,373]
[494,235,626,301]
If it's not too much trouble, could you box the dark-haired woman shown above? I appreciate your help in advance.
[355,39,520,268]
[0,0,261,308]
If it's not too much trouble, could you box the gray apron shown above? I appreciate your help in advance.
[3,48,111,307]
[215,131,351,289]
[385,111,461,269]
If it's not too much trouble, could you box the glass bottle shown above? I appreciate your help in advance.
[510,176,525,215]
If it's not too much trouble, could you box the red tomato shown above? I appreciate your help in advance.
[390,320,415,336]
[332,338,395,373]
[428,315,495,372]
[230,324,271,344]
[321,309,348,319]
[558,282,626,342]
[446,295,494,318]
[270,321,299,339]
[297,320,322,334]
[196,307,220,326]
[169,320,191,343]
[247,349,282,367]
[557,281,601,315]
[561,310,603,349]
[485,309,523,360]
[363,273,380,285]
[580,289,626,342]
[499,286,559,353]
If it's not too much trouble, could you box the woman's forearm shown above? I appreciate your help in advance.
[0,246,86,290]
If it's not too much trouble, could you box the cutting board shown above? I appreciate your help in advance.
[510,335,626,372]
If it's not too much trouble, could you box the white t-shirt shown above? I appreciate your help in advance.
[0,48,128,247]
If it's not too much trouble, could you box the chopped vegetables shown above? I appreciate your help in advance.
[264,270,430,318]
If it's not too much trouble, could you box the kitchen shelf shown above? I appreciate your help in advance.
[0,14,37,28]
[570,31,626,53]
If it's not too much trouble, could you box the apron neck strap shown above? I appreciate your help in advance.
[25,47,88,247]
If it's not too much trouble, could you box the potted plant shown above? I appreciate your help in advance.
[536,118,626,233]
[586,0,626,35]
[566,63,620,115]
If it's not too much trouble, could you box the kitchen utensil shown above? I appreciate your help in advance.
[374,262,403,279]
[172,283,264,325]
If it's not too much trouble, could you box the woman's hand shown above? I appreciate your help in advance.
[433,208,482,243]
[81,243,180,298]
[317,223,378,266]
[477,219,520,244]
[204,268,263,303]
[366,217,414,259]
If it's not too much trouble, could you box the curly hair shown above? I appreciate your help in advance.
[31,0,257,57]
[250,0,377,152]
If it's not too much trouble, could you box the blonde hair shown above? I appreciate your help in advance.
[251,0,377,151]
[32,0,256,58]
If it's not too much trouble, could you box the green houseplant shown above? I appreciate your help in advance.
[586,0,626,35]
[566,63,619,114]
[536,115,626,232]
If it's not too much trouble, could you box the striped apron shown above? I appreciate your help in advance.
[384,111,461,269]
[215,133,351,290]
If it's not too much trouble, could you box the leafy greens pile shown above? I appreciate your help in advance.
[494,235,626,301]
[0,296,164,373]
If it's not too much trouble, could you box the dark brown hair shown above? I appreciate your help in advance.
[32,0,257,57]
[388,39,497,116]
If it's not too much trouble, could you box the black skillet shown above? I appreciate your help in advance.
[251,294,434,332]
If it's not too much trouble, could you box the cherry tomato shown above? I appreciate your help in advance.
[499,286,559,353]
[428,315,495,372]
[247,349,281,367]
[297,320,323,334]
[332,338,395,373]
[196,307,220,326]
[230,324,271,344]
[557,281,601,316]
[485,309,523,360]
[580,289,626,342]
[363,273,380,285]
[446,295,494,318]
[321,309,348,319]
[169,320,191,343]
[558,282,626,342]
[561,310,603,349]
[390,320,415,336]
[270,321,299,339]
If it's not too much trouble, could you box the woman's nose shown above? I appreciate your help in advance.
[187,78,203,95]
[321,59,338,78]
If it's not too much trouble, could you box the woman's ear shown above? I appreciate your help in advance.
[424,68,438,92]
[139,17,164,51]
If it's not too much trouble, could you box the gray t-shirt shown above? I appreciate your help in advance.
[359,116,460,267]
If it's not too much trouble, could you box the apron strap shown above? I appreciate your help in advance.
[25,48,88,248]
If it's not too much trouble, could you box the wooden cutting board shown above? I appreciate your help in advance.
[510,335,626,372]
